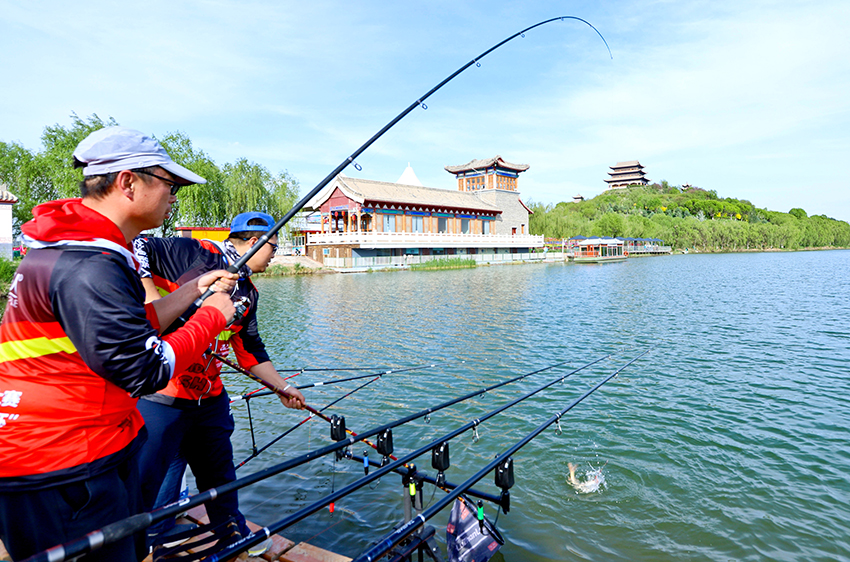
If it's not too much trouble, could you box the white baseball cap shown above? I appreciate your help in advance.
[73,126,207,184]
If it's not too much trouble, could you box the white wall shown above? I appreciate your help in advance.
[0,202,14,259]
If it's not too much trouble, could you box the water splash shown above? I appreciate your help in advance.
[567,462,606,494]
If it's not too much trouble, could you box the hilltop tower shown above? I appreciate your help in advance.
[605,160,649,189]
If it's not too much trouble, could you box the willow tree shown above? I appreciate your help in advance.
[159,131,226,234]
[0,113,116,233]
[220,158,300,228]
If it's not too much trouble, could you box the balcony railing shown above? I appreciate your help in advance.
[323,251,570,269]
[307,231,544,248]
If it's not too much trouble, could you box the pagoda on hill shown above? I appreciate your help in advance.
[605,160,649,189]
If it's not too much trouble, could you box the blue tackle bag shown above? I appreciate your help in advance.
[446,498,504,562]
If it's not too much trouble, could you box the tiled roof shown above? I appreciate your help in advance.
[310,175,501,213]
[610,160,643,169]
[0,185,19,203]
[445,155,530,174]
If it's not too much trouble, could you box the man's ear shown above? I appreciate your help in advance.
[115,170,136,200]
[247,236,260,248]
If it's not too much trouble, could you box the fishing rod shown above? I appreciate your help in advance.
[22,354,607,562]
[188,16,611,310]
[207,353,621,561]
[353,348,652,562]
[223,365,385,375]
[229,362,450,402]
[231,358,465,467]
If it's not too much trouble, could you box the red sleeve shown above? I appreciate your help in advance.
[231,333,261,371]
[162,307,227,375]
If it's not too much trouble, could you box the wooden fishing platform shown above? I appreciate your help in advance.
[0,505,350,562]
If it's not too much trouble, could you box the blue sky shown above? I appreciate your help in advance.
[2,0,848,221]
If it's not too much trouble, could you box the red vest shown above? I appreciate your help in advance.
[0,256,144,479]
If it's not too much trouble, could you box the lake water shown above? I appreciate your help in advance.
[222,250,850,561]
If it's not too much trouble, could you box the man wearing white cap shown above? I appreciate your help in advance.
[0,127,238,561]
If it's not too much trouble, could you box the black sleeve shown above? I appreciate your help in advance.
[234,285,270,365]
[51,250,175,397]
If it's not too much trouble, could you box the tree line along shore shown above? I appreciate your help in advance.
[3,115,848,295]
[528,182,850,252]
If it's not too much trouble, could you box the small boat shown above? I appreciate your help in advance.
[571,237,627,263]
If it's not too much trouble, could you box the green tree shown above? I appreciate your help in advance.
[0,113,115,233]
[592,212,624,237]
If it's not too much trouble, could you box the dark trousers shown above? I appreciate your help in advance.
[136,393,248,540]
[0,455,145,562]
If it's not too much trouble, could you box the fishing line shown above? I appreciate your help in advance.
[229,361,454,402]
[234,365,412,468]
[25,16,615,561]
[223,365,385,375]
[182,15,612,318]
[28,353,608,562]
[218,354,464,467]
[352,349,652,562]
[208,353,619,561]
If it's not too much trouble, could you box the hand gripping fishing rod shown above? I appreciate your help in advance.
[206,353,617,561]
[22,354,606,562]
[353,348,652,562]
[188,16,611,310]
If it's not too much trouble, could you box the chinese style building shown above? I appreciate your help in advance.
[302,157,541,267]
[605,160,649,189]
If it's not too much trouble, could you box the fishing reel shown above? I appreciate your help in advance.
[225,296,250,328]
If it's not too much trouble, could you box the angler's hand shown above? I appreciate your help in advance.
[201,292,236,325]
[279,386,306,410]
[197,269,238,296]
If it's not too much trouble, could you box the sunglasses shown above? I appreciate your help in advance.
[134,170,183,196]
[242,238,278,253]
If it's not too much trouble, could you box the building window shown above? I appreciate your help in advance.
[438,217,448,233]
[412,216,423,233]
[482,220,490,235]
[461,219,470,234]
[383,214,395,232]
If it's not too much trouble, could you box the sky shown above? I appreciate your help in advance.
[1,0,848,222]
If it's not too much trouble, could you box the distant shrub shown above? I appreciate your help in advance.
[0,257,21,294]
[410,258,476,271]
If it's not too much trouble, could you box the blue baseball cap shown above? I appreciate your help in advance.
[230,212,276,234]
[73,127,207,184]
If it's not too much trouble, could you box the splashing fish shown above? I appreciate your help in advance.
[567,462,605,494]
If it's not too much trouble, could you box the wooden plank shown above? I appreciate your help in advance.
[280,542,352,562]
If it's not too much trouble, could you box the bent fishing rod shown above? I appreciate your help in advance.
[23,354,607,562]
[188,16,611,310]
[207,352,621,561]
[353,348,652,562]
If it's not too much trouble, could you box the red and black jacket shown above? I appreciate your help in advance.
[134,236,270,405]
[0,199,227,490]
